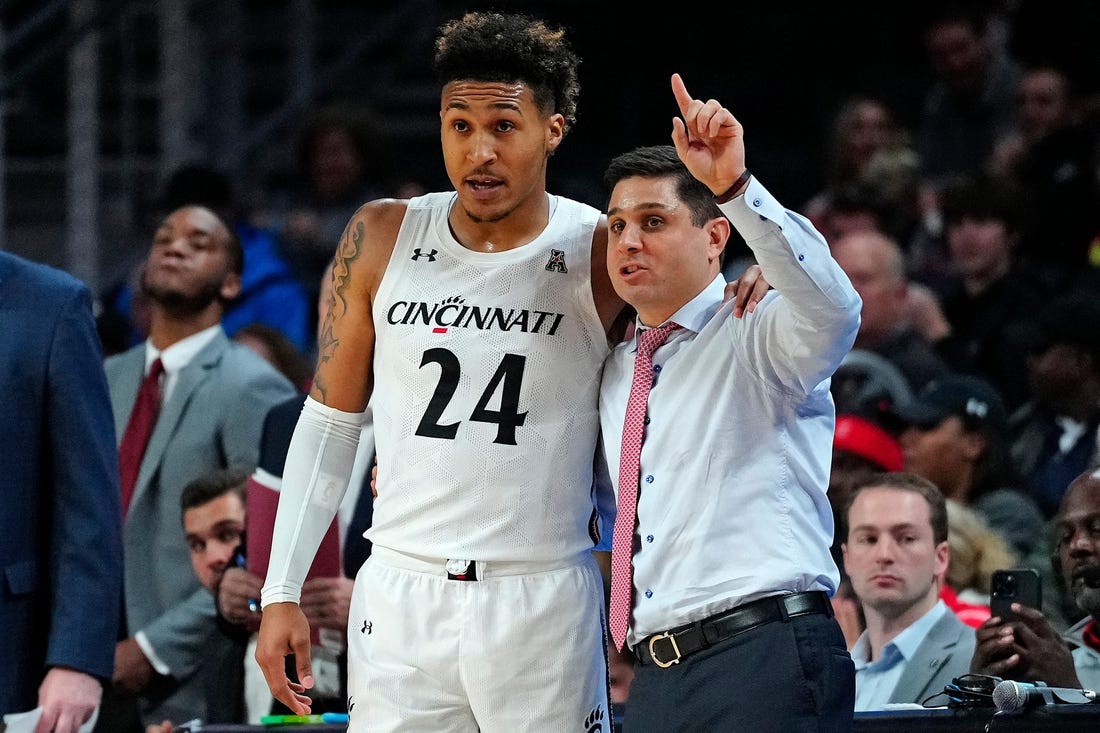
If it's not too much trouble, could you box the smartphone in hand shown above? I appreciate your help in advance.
[990,568,1041,622]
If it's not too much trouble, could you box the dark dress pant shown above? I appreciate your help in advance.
[623,610,855,732]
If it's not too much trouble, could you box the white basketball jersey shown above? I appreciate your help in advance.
[368,192,609,561]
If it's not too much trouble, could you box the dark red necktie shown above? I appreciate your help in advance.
[1082,619,1100,653]
[609,323,680,650]
[118,357,165,515]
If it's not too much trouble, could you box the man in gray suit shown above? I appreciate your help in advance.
[843,472,975,709]
[101,205,296,728]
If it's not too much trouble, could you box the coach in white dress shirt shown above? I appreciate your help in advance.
[598,74,861,732]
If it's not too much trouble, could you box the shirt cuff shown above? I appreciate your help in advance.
[716,176,787,241]
[134,631,172,676]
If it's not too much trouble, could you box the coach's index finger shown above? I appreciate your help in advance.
[671,73,693,115]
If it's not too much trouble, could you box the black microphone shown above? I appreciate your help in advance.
[992,680,1098,713]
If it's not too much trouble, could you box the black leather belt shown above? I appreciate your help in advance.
[633,591,832,668]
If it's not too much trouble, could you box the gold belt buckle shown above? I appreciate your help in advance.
[648,631,681,668]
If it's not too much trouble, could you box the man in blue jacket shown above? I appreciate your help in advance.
[0,251,124,732]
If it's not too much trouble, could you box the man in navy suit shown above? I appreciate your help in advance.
[0,251,124,732]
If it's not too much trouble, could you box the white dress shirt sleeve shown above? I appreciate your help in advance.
[718,176,861,393]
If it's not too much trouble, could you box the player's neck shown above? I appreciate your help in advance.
[448,190,551,253]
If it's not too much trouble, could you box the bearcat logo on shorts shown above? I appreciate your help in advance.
[386,295,566,336]
[584,706,605,732]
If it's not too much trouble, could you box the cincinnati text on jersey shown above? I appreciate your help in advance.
[386,296,566,335]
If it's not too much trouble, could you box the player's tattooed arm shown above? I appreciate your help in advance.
[308,199,401,410]
[312,217,365,404]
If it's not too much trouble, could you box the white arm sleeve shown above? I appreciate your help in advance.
[260,395,366,607]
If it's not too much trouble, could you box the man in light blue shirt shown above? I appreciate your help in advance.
[600,73,860,732]
[844,472,975,709]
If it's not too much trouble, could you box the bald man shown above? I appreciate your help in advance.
[831,231,949,392]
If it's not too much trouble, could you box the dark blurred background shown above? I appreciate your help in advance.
[1,0,1097,298]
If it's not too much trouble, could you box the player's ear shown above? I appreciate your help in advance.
[546,113,565,153]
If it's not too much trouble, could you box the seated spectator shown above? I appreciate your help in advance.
[831,231,952,393]
[931,174,1044,410]
[916,3,1021,188]
[989,63,1100,290]
[895,374,1064,632]
[833,415,906,499]
[181,469,248,600]
[258,101,396,323]
[1054,467,1100,690]
[830,415,905,648]
[970,466,1100,690]
[942,499,1018,628]
[1009,293,1100,519]
[895,375,1046,560]
[806,96,912,232]
[146,469,257,733]
[843,472,975,709]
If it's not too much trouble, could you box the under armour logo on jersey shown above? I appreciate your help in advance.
[411,248,438,262]
[361,620,372,634]
[545,249,568,273]
[584,706,605,732]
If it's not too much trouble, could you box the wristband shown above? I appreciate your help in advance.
[714,169,752,204]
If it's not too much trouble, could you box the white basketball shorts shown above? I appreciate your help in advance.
[346,546,612,733]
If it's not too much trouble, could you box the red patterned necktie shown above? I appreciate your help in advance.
[118,357,165,516]
[609,322,680,650]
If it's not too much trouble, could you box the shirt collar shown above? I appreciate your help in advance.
[145,324,222,374]
[630,274,726,349]
[891,600,948,661]
[852,600,948,667]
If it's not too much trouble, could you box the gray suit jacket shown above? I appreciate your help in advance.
[106,329,296,724]
[888,609,976,705]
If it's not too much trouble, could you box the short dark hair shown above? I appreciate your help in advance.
[604,145,724,228]
[941,174,1024,233]
[180,467,248,520]
[433,11,580,135]
[844,471,949,544]
[157,169,245,278]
